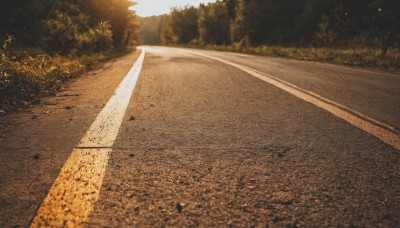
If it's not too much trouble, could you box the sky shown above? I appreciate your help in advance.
[131,0,217,17]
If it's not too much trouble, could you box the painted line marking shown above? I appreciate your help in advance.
[31,149,111,227]
[78,49,146,148]
[177,48,400,150]
[31,49,145,227]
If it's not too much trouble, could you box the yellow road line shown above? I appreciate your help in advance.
[31,49,145,227]
[30,149,111,227]
[180,48,400,150]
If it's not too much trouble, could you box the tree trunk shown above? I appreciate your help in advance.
[380,30,393,58]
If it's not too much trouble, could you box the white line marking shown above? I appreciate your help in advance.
[31,49,145,227]
[177,48,400,150]
[78,50,146,147]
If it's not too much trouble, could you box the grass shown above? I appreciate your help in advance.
[1,54,84,105]
[184,44,400,73]
[0,37,124,109]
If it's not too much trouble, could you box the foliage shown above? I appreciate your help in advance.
[137,0,399,71]
[146,0,399,60]
[42,10,88,54]
[1,37,86,106]
[0,0,138,107]
[0,0,138,52]
[198,1,230,45]
[78,22,114,53]
[139,15,166,45]
[0,0,53,47]
[80,0,139,47]
[167,6,199,44]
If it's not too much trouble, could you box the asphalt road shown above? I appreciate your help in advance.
[0,47,399,227]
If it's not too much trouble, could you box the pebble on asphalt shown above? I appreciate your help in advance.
[33,153,40,160]
[176,203,184,214]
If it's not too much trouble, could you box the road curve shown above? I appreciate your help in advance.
[0,47,399,227]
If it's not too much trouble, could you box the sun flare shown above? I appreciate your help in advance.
[132,0,217,17]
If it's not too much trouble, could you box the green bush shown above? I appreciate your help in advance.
[43,11,114,55]
[78,22,114,53]
[42,10,83,55]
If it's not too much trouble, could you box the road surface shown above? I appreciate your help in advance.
[0,47,399,227]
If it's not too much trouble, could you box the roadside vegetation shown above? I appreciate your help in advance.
[0,0,139,109]
[140,0,400,71]
[185,45,400,71]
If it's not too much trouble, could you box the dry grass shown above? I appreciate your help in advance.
[0,37,113,108]
[188,44,400,73]
[249,46,400,71]
[1,54,84,106]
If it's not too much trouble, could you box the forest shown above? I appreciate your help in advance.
[140,0,400,69]
[0,0,138,108]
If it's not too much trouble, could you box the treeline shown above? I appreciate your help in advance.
[0,0,138,108]
[139,15,167,45]
[141,0,400,56]
[0,0,138,54]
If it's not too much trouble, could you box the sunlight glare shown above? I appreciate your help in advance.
[131,0,217,17]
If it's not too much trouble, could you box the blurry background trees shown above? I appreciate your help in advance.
[198,1,230,45]
[0,0,139,55]
[139,15,166,45]
[0,0,139,107]
[139,0,400,55]
[166,6,199,44]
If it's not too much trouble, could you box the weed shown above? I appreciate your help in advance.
[183,44,400,72]
[0,37,115,108]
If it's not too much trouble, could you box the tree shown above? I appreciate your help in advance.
[198,1,230,45]
[293,0,331,45]
[166,6,199,44]
[0,0,55,46]
[369,0,400,56]
[139,15,166,45]
[79,0,138,47]
[0,0,139,52]
[150,0,399,53]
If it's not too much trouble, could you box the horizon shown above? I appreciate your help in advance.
[131,0,217,17]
